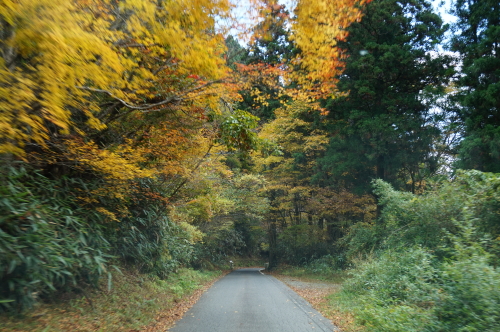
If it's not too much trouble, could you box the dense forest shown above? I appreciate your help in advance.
[1,0,499,330]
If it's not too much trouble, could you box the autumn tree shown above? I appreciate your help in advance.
[0,0,260,216]
[0,0,267,309]
[236,0,295,122]
[290,0,372,95]
[229,0,376,269]
[252,100,376,267]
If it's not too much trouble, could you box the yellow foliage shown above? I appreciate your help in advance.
[95,207,121,222]
[0,0,244,224]
[0,0,233,156]
[258,101,329,162]
[178,222,205,243]
[1,0,373,232]
[291,0,372,94]
[0,0,126,153]
[63,138,154,181]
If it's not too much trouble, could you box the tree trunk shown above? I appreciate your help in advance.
[268,219,278,270]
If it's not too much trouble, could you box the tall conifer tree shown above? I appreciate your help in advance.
[314,0,452,194]
[451,0,500,172]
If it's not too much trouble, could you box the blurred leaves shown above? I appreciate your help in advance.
[0,166,110,312]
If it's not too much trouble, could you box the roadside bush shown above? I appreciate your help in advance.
[335,247,440,332]
[334,216,500,331]
[109,178,197,278]
[435,254,500,331]
[306,254,348,275]
[0,162,213,312]
[433,218,500,331]
[112,212,195,278]
[345,171,500,262]
[342,247,439,307]
[0,167,110,312]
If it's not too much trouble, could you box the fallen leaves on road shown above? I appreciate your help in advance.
[274,275,338,308]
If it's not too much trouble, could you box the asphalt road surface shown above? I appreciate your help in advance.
[168,268,338,332]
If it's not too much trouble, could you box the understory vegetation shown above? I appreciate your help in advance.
[0,165,235,314]
[277,172,500,331]
[1,268,221,331]
[330,171,500,331]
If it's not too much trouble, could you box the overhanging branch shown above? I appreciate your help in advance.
[76,79,223,111]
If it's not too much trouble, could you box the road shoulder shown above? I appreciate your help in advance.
[271,273,357,332]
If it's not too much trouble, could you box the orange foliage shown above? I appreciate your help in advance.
[292,0,373,90]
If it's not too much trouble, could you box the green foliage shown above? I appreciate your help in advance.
[345,171,500,260]
[233,218,267,256]
[112,213,194,279]
[342,248,440,308]
[105,178,196,278]
[192,227,246,269]
[0,166,110,312]
[215,173,269,256]
[307,254,348,274]
[224,35,247,70]
[451,0,500,172]
[217,110,260,152]
[453,170,500,255]
[334,172,500,331]
[335,248,438,332]
[432,215,500,331]
[316,0,452,193]
[245,1,295,66]
[158,268,220,298]
[436,256,500,331]
[237,1,296,122]
[336,224,500,331]
[0,165,210,311]
[276,225,331,265]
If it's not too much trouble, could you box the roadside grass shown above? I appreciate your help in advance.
[321,294,366,332]
[275,264,348,283]
[0,267,222,332]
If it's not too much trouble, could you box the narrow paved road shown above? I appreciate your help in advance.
[169,268,338,332]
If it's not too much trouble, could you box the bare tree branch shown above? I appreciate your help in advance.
[76,80,223,111]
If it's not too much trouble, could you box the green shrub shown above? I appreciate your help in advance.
[335,247,440,332]
[307,254,349,274]
[342,248,440,307]
[345,171,500,261]
[109,179,196,277]
[334,217,500,331]
[0,167,110,312]
[435,255,500,331]
[433,217,500,331]
[112,212,195,278]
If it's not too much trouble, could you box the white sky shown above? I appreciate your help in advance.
[433,0,457,24]
[228,0,458,43]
